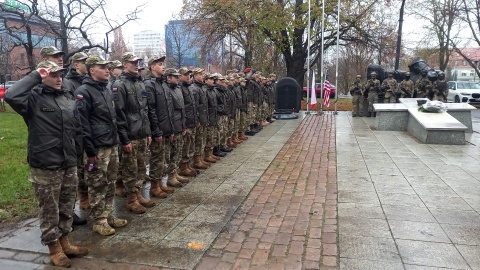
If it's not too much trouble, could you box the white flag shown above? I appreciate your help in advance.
[310,71,317,109]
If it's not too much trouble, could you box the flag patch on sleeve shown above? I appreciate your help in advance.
[112,88,118,92]
[76,94,83,100]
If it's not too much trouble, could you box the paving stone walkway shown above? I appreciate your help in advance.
[195,113,337,270]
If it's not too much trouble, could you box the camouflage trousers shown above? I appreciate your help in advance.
[270,103,275,115]
[254,103,262,123]
[194,125,205,156]
[121,138,148,193]
[384,91,396,103]
[228,117,235,137]
[240,111,248,132]
[85,146,118,221]
[367,92,379,112]
[234,109,241,133]
[247,102,255,126]
[215,115,229,145]
[263,102,270,119]
[181,129,195,163]
[149,139,166,181]
[205,125,216,149]
[29,166,77,245]
[352,95,363,116]
[77,165,88,193]
[165,133,184,174]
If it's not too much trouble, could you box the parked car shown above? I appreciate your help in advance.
[447,81,480,103]
[4,81,17,89]
[302,82,336,98]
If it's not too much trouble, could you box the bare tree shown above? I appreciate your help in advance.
[109,27,128,61]
[0,0,143,71]
[165,20,195,68]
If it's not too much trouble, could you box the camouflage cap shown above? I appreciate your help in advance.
[406,71,411,76]
[147,55,166,67]
[165,68,181,76]
[226,69,236,75]
[269,73,277,77]
[85,55,111,66]
[36,61,66,73]
[109,60,123,69]
[371,71,377,75]
[179,67,192,75]
[40,46,64,58]
[238,72,245,78]
[239,78,246,82]
[356,75,362,78]
[192,68,204,75]
[232,73,240,79]
[70,52,88,62]
[121,52,140,62]
[203,73,214,80]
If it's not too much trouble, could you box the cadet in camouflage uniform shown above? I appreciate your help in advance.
[63,52,91,212]
[144,56,178,195]
[107,60,123,91]
[40,46,87,226]
[238,77,249,139]
[365,71,381,117]
[399,72,415,98]
[232,74,247,142]
[244,68,256,136]
[432,72,448,102]
[416,70,432,98]
[113,52,156,214]
[349,75,364,117]
[163,68,190,186]
[268,74,277,122]
[75,55,127,236]
[5,61,88,267]
[226,76,240,148]
[189,68,211,169]
[203,73,220,162]
[382,71,398,103]
[178,67,199,177]
[213,74,231,156]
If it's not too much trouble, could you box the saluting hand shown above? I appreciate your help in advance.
[37,67,52,78]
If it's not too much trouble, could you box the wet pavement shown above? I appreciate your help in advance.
[1,110,480,269]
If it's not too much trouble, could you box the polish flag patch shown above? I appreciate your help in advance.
[76,94,83,99]
[112,88,118,92]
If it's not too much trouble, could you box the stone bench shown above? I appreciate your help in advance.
[407,108,467,145]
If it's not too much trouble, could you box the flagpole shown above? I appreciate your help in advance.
[334,0,340,114]
[306,0,311,114]
[320,0,325,114]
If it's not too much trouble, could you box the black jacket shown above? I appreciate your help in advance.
[226,85,236,118]
[190,81,208,125]
[144,75,174,137]
[63,68,84,98]
[166,82,186,134]
[75,76,119,157]
[205,85,218,126]
[214,84,228,116]
[5,71,80,169]
[240,85,248,112]
[179,81,198,128]
[112,72,153,145]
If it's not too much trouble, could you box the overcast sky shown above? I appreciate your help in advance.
[110,0,183,46]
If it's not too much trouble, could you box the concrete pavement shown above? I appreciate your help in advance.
[0,110,479,269]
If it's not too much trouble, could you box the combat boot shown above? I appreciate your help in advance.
[136,190,156,208]
[92,221,115,236]
[59,236,89,257]
[227,138,237,148]
[213,146,226,157]
[220,145,233,152]
[107,217,128,228]
[238,132,248,141]
[115,180,126,197]
[193,155,209,169]
[187,162,200,175]
[367,112,372,117]
[126,192,146,214]
[72,213,87,226]
[48,240,71,267]
[78,191,90,210]
[167,173,183,187]
[179,162,196,177]
[175,172,190,184]
[204,149,217,163]
[150,180,168,199]
[232,135,243,144]
[373,112,377,117]
[159,180,175,194]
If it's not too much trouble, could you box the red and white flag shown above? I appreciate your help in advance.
[323,74,333,107]
[310,71,317,109]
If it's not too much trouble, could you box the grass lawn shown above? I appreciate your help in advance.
[301,97,353,111]
[0,104,37,224]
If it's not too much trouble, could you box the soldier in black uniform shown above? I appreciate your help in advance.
[204,73,220,162]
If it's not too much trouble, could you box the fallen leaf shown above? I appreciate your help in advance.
[187,241,204,250]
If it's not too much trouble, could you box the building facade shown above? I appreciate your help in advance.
[133,30,164,59]
[448,48,480,82]
[165,20,200,68]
